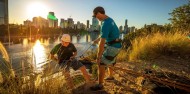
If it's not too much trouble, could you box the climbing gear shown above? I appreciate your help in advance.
[106,38,122,46]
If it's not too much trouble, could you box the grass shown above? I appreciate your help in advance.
[0,65,88,94]
[128,32,190,61]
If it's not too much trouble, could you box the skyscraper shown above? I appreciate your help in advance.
[91,17,99,32]
[87,20,89,29]
[47,12,58,28]
[124,19,128,33]
[0,0,8,25]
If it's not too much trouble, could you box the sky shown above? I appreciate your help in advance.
[9,0,189,29]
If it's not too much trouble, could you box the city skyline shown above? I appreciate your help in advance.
[9,0,188,29]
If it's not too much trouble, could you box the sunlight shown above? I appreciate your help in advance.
[33,40,47,71]
[27,2,49,19]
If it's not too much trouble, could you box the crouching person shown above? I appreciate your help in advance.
[50,34,91,90]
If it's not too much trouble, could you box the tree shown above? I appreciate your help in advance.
[169,1,190,31]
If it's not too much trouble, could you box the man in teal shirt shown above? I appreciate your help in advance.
[90,6,121,91]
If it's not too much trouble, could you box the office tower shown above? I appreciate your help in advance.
[47,12,58,28]
[119,26,123,33]
[87,20,89,28]
[91,17,99,32]
[0,0,8,25]
[60,18,65,28]
[124,19,128,33]
[32,17,48,28]
[67,18,74,29]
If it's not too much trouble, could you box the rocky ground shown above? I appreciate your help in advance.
[73,56,190,94]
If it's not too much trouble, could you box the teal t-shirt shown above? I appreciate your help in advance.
[100,17,121,48]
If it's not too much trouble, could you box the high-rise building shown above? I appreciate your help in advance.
[119,26,123,33]
[32,17,48,28]
[67,18,74,28]
[124,19,128,33]
[47,12,58,28]
[87,20,89,28]
[0,0,8,25]
[91,17,99,32]
[60,18,65,28]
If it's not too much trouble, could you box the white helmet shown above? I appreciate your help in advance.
[61,34,71,42]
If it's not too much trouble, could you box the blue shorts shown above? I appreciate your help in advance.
[59,59,83,72]
[100,46,121,65]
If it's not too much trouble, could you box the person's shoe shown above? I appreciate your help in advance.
[104,77,115,81]
[90,84,104,91]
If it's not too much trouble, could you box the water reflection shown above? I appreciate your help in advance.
[22,38,28,47]
[33,40,47,71]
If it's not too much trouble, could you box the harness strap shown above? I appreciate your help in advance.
[106,38,122,45]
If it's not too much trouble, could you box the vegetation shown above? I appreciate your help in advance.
[169,1,190,31]
[128,32,190,61]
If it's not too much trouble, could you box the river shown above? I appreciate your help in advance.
[3,32,99,76]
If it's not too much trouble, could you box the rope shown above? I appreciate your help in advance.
[76,42,95,59]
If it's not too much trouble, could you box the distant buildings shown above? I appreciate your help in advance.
[128,26,136,32]
[90,17,99,32]
[0,0,8,25]
[75,21,85,29]
[23,16,48,28]
[119,26,123,33]
[20,11,137,32]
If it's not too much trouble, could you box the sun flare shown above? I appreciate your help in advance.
[27,2,49,19]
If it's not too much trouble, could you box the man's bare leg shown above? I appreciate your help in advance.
[98,65,106,84]
[79,65,91,82]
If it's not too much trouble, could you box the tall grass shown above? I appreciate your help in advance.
[129,32,190,61]
[0,42,15,83]
[0,64,87,94]
[117,49,129,62]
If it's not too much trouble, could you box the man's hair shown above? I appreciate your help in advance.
[93,6,105,14]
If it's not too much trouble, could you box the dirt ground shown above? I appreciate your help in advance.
[73,56,190,94]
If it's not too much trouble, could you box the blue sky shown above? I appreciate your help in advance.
[9,0,188,29]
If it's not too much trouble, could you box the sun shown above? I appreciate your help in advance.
[27,2,49,19]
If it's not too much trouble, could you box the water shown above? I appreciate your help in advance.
[2,32,125,76]
[4,32,100,75]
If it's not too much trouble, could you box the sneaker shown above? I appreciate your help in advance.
[90,84,104,91]
[104,77,115,81]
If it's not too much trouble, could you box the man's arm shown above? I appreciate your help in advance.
[93,37,101,44]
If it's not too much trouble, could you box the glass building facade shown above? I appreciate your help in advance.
[0,0,8,25]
